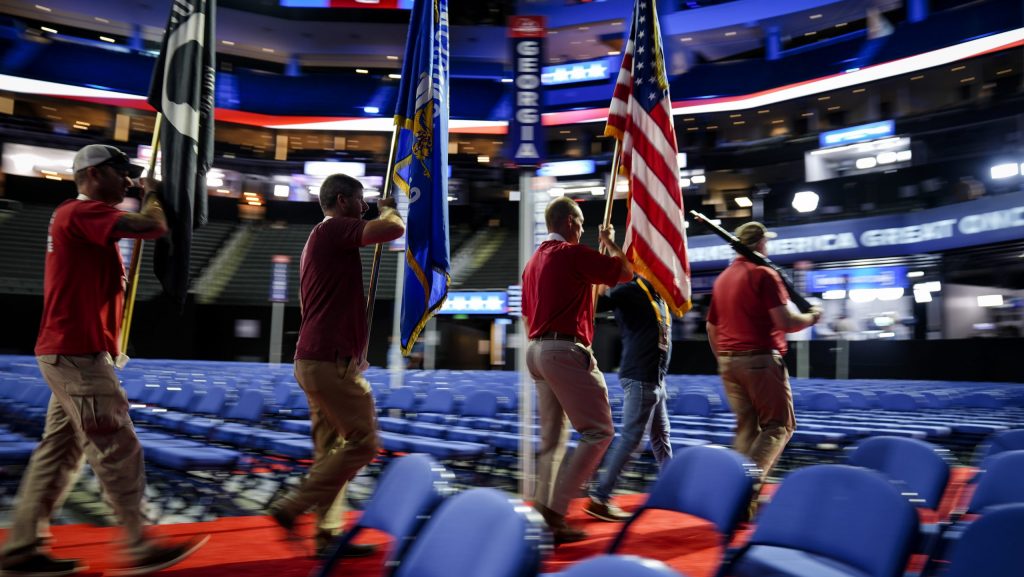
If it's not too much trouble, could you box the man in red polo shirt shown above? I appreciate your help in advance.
[522,196,632,544]
[1,144,207,576]
[268,173,404,559]
[706,221,821,490]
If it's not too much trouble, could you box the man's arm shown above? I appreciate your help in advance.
[706,321,719,357]
[362,197,405,245]
[769,304,822,333]
[598,224,633,283]
[113,182,167,240]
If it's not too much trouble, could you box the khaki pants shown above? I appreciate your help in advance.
[2,353,146,563]
[719,352,796,481]
[274,358,379,524]
[527,340,614,516]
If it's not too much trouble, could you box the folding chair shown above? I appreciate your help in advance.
[718,464,919,577]
[315,453,455,577]
[609,445,758,554]
[561,555,687,577]
[391,487,548,577]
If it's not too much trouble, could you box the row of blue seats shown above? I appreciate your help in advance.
[313,440,1024,577]
[2,355,1021,474]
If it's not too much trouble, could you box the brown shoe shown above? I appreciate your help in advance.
[552,525,588,545]
[534,503,588,545]
[584,498,631,522]
[314,531,378,559]
[107,536,209,576]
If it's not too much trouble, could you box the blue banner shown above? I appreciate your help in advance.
[437,291,508,315]
[269,255,289,302]
[508,16,546,166]
[541,58,612,86]
[805,266,907,292]
[393,0,450,355]
[819,120,895,148]
[688,191,1024,271]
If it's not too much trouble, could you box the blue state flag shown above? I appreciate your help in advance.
[393,0,450,355]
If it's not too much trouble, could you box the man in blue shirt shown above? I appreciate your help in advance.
[586,275,673,521]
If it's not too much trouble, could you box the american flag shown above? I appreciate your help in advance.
[606,0,691,316]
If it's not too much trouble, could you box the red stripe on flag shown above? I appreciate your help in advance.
[647,101,679,163]
[626,123,682,208]
[629,179,686,253]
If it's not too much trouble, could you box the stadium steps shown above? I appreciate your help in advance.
[195,224,254,304]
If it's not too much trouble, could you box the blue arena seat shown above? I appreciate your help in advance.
[149,385,227,431]
[846,436,951,510]
[609,446,757,555]
[965,450,1024,514]
[937,503,1024,577]
[974,429,1024,465]
[378,387,419,414]
[412,389,457,424]
[720,465,919,577]
[391,488,547,577]
[560,555,687,577]
[315,453,454,577]
[672,393,713,417]
[0,441,38,466]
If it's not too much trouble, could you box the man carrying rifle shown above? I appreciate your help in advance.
[706,222,821,496]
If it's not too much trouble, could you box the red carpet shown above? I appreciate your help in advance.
[0,467,976,577]
[0,495,728,577]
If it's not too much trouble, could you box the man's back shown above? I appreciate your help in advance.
[294,216,367,362]
[522,240,620,346]
[603,280,670,382]
[708,257,787,353]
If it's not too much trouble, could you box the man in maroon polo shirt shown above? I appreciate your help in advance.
[522,196,632,544]
[1,144,207,576]
[268,173,404,558]
[706,221,821,490]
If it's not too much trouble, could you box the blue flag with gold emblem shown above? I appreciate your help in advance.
[393,0,450,355]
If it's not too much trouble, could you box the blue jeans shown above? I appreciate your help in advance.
[592,377,672,503]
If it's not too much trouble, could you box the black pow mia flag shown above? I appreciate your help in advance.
[147,0,215,305]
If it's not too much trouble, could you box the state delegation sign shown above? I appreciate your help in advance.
[508,16,545,167]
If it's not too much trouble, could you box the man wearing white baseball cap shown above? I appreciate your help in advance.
[0,144,207,576]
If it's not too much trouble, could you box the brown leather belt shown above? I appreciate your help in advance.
[718,349,778,357]
[532,332,583,344]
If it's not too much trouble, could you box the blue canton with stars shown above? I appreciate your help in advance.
[631,0,669,113]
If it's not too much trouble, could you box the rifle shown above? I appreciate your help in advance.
[690,210,813,313]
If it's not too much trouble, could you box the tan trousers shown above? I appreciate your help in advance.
[274,358,378,524]
[526,340,614,516]
[2,353,146,563]
[719,352,796,481]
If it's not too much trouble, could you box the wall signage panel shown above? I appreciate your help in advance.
[687,191,1024,271]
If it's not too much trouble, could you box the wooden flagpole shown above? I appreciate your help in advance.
[592,139,624,306]
[600,139,623,248]
[363,124,403,353]
[119,115,162,356]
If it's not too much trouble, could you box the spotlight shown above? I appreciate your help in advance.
[792,190,819,213]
